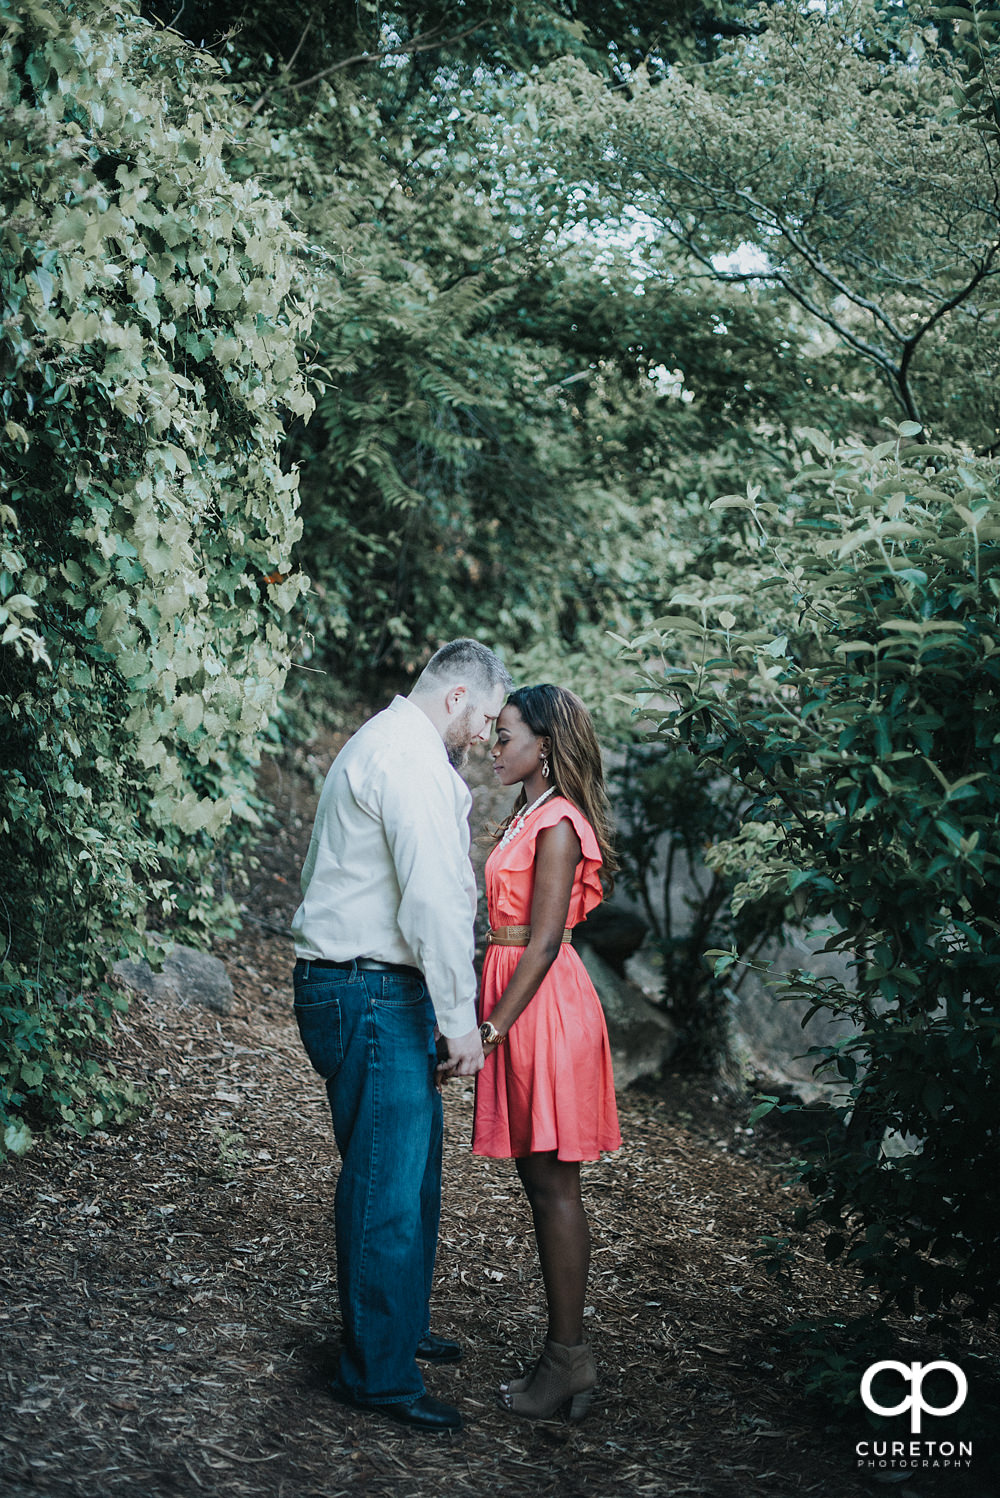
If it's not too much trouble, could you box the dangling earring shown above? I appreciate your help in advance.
[541,755,550,779]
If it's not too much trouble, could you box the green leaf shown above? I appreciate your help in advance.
[748,1097,779,1126]
[3,1120,34,1157]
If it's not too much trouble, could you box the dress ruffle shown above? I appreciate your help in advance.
[487,796,604,930]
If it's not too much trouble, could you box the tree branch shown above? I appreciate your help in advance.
[633,133,913,344]
[625,139,1000,423]
[652,205,907,406]
[758,197,910,346]
[898,235,1000,415]
[248,21,483,118]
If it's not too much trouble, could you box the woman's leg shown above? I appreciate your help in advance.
[515,1150,590,1346]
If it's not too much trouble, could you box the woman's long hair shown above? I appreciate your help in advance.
[495,684,618,894]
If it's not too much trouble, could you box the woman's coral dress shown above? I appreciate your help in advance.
[472,795,622,1162]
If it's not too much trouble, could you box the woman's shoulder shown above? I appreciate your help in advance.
[535,792,588,824]
[534,795,600,856]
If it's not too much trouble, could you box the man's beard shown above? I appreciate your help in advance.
[444,705,476,769]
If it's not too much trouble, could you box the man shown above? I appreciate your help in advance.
[291,639,512,1432]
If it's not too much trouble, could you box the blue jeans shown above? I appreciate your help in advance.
[293,958,442,1405]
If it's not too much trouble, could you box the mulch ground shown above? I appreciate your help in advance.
[2,726,998,1498]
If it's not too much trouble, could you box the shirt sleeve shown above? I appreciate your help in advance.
[366,750,479,1039]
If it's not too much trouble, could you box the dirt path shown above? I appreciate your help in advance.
[1,730,996,1498]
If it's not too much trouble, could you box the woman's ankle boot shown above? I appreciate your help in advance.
[501,1339,597,1420]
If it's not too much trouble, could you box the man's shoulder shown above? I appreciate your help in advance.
[333,699,405,756]
[331,705,398,782]
[339,701,395,750]
[339,698,452,791]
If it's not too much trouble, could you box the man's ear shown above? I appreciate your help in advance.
[445,684,468,715]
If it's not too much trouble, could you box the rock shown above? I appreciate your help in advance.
[727,941,857,1105]
[578,945,677,1091]
[114,943,234,1016]
[574,902,649,975]
[601,815,861,1101]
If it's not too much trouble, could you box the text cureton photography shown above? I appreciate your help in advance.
[855,1440,973,1474]
[855,1360,974,1473]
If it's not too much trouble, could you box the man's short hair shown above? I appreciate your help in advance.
[413,638,513,699]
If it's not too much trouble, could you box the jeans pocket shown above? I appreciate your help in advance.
[294,997,344,1081]
[374,973,428,1008]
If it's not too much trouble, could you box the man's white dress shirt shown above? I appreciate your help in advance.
[290,695,479,1038]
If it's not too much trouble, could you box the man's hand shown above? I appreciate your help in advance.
[436,1026,484,1082]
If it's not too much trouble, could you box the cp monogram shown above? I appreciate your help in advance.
[860,1361,968,1434]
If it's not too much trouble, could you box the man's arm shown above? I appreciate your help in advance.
[374,755,483,1065]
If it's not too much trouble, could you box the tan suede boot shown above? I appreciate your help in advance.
[501,1340,597,1420]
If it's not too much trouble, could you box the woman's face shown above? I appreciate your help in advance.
[490,704,546,787]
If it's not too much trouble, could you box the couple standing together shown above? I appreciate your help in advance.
[290,639,621,1432]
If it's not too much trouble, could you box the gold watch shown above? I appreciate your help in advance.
[480,1021,506,1047]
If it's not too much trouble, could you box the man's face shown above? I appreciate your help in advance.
[444,684,506,769]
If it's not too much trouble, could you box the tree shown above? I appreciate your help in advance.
[533,0,1000,449]
[0,0,311,1153]
[133,0,774,683]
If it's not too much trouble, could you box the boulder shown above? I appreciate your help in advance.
[578,944,677,1091]
[727,941,857,1105]
[574,902,649,975]
[114,943,234,1016]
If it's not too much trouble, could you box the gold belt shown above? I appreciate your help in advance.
[487,925,572,947]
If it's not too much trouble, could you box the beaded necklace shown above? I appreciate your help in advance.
[497,787,555,850]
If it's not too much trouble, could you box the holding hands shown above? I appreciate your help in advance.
[434,1025,485,1087]
[434,1020,507,1088]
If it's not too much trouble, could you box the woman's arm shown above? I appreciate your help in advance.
[484,819,582,1043]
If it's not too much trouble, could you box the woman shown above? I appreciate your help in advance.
[472,683,621,1420]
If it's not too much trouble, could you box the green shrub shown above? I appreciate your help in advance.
[627,425,1000,1320]
[0,0,313,1154]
